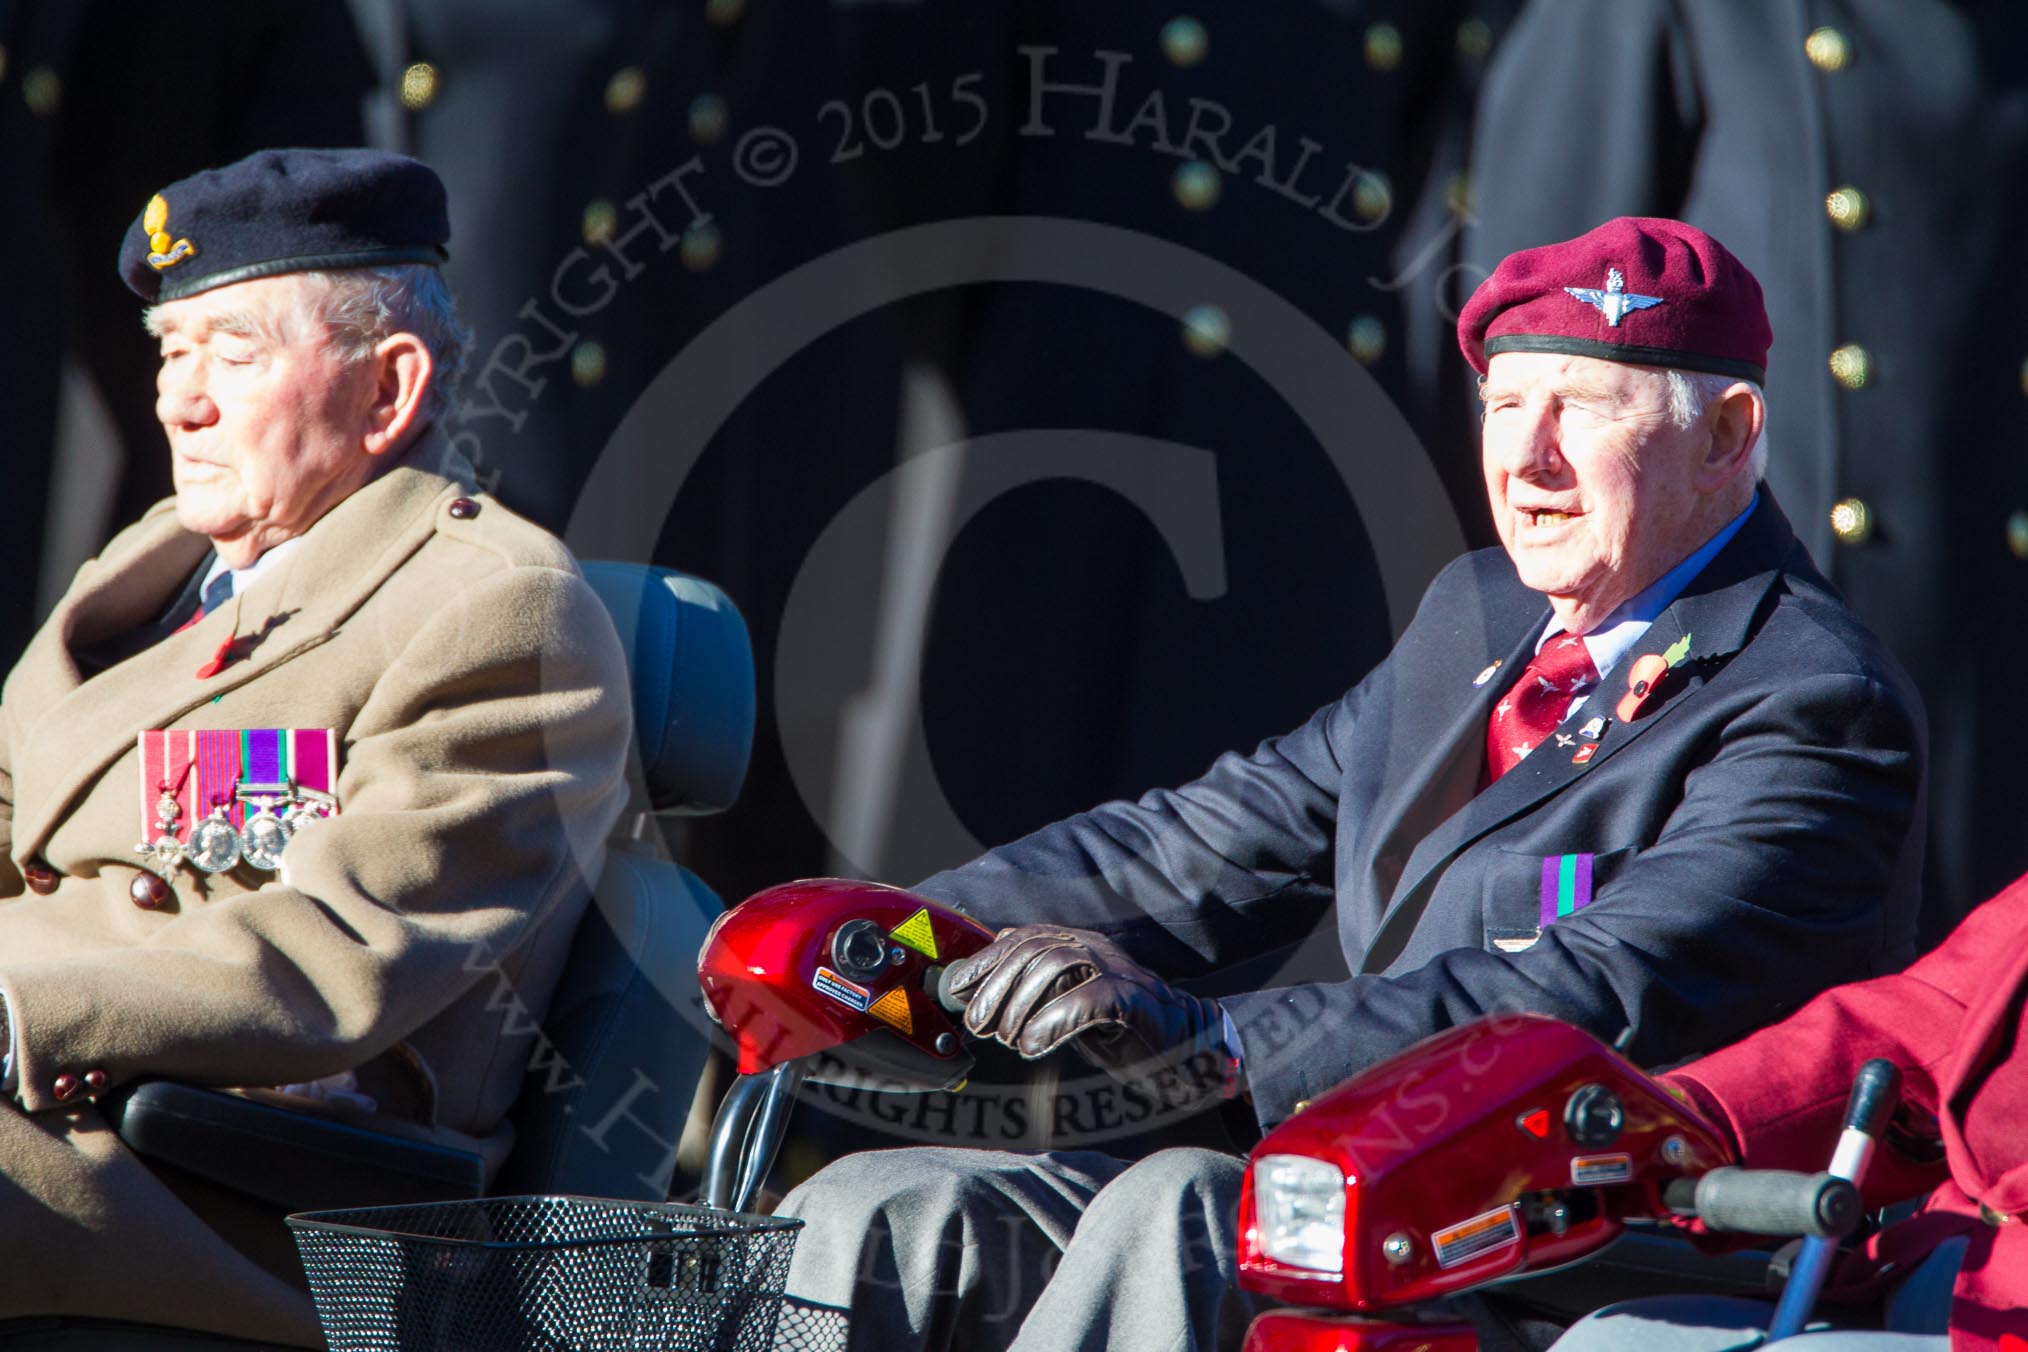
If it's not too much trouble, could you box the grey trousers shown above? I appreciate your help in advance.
[771,1146,1256,1352]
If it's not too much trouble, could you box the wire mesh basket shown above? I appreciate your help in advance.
[288,1195,803,1351]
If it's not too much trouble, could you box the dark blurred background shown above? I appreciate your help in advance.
[4,0,2025,1167]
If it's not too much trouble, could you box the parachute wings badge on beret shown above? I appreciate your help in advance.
[1564,268,1663,327]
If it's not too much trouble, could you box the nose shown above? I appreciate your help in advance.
[1494,400,1564,482]
[156,357,217,431]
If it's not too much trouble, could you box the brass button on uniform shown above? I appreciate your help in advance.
[1347,315,1387,365]
[1364,22,1403,71]
[1160,17,1208,68]
[1457,18,1494,61]
[1172,160,1221,211]
[447,496,481,520]
[604,66,646,115]
[399,61,440,111]
[1828,343,1873,390]
[1825,186,1870,232]
[130,872,171,910]
[2006,511,2028,560]
[582,198,618,246]
[1805,27,1851,72]
[22,861,57,895]
[1350,170,1393,224]
[680,222,721,272]
[689,93,729,145]
[1830,497,1873,546]
[21,65,58,116]
[570,341,607,387]
[1292,1099,1313,1115]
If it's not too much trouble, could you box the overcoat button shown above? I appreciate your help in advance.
[1804,27,1851,72]
[22,861,57,895]
[130,872,172,910]
[447,497,480,520]
[1830,497,1874,546]
[52,1074,79,1102]
[83,1070,107,1093]
[1828,343,1873,390]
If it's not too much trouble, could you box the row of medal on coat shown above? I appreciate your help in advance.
[134,729,340,878]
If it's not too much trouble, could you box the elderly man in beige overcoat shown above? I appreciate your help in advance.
[0,148,632,1342]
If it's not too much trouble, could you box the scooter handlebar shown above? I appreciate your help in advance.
[1663,1166,1861,1240]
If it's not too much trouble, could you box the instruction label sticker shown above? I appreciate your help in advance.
[1432,1205,1522,1270]
[1571,1153,1633,1187]
[889,907,940,959]
[813,966,872,1013]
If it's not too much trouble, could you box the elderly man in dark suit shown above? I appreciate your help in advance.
[775,217,1928,1352]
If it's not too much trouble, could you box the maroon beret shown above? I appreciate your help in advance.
[1458,217,1771,384]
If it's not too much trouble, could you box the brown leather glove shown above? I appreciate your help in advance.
[942,925,1240,1101]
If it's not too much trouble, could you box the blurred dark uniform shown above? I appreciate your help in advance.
[346,0,909,906]
[0,1,65,673]
[1464,0,2028,937]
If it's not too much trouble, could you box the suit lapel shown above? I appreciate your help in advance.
[1362,498,1790,973]
[11,433,472,858]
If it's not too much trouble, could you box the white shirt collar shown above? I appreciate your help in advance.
[200,535,306,601]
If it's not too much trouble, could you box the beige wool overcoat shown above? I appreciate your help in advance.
[0,431,632,1342]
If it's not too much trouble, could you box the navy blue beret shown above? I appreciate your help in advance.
[120,147,450,303]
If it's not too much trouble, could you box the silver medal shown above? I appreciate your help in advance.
[135,788,187,874]
[186,805,244,874]
[283,785,337,832]
[238,794,292,872]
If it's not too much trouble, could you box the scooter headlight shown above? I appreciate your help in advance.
[1253,1154,1346,1275]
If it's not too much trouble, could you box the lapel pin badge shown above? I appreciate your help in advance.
[1472,660,1503,688]
[1571,743,1599,765]
[1578,716,1607,741]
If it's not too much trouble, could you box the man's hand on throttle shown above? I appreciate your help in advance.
[941,925,1239,1098]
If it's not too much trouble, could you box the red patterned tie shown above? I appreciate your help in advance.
[1485,635,1601,780]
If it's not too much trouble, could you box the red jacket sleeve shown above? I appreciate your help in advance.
[1661,878,2028,1207]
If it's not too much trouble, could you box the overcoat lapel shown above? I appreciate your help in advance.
[1362,499,1789,974]
[10,434,471,859]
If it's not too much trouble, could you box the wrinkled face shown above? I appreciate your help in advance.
[151,274,378,551]
[1479,352,1712,625]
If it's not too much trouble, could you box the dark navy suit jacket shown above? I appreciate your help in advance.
[918,495,1927,1129]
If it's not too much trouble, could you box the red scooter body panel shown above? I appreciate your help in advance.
[698,878,995,1075]
[1237,1015,1731,1313]
[1241,1312,1477,1352]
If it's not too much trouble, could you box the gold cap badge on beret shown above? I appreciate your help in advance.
[143,194,197,271]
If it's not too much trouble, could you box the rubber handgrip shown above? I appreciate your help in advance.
[933,964,969,1017]
[1666,1167,1860,1239]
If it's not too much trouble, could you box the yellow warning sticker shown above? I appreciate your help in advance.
[868,986,915,1034]
[889,907,939,960]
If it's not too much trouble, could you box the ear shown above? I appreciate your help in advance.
[1693,382,1764,493]
[360,332,435,457]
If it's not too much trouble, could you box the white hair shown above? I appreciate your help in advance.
[1664,369,1768,483]
[143,264,473,426]
[302,264,473,425]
